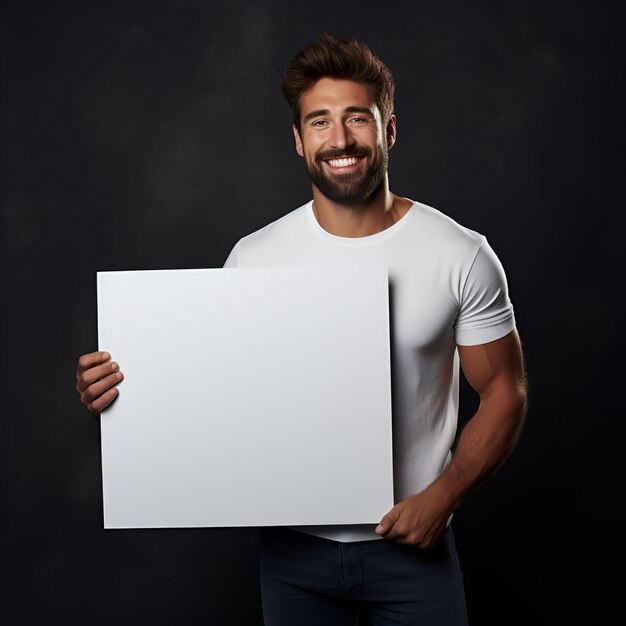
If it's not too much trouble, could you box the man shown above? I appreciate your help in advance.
[76,34,527,625]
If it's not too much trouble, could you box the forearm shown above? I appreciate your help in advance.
[432,385,527,512]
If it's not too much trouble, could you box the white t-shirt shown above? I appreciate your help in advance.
[224,199,516,542]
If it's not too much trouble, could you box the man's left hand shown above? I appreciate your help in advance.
[375,487,452,548]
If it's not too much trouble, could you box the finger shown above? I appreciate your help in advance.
[77,351,111,376]
[77,360,121,392]
[380,521,408,541]
[380,519,421,544]
[87,387,119,414]
[80,370,124,407]
[375,507,400,535]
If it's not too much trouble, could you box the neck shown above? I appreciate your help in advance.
[311,178,412,238]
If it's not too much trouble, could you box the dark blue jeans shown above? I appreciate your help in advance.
[259,526,469,626]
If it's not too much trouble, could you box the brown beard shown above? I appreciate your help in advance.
[305,144,388,205]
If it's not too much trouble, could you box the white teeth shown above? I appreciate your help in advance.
[327,157,359,167]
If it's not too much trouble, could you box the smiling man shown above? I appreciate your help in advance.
[76,34,527,626]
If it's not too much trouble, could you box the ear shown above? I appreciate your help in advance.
[386,115,397,150]
[292,124,304,157]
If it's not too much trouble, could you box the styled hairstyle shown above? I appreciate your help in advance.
[281,33,395,131]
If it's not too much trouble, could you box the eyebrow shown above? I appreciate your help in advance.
[302,106,374,124]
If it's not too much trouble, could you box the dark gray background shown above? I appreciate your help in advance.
[2,1,624,624]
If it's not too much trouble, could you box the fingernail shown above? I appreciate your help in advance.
[375,525,383,534]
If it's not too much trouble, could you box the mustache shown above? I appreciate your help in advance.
[314,145,372,165]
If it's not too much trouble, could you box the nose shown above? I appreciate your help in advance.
[330,122,356,151]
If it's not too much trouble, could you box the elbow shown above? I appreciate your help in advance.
[509,385,528,442]
[516,377,529,422]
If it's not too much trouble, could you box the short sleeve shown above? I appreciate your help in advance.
[222,241,240,268]
[454,240,516,346]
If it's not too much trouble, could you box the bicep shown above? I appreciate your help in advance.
[458,330,527,400]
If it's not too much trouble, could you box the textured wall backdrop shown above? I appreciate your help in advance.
[1,1,623,624]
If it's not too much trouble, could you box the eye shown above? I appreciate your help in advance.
[348,116,368,125]
[311,119,329,128]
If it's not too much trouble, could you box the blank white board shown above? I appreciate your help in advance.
[97,265,393,529]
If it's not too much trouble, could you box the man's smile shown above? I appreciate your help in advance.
[324,155,366,170]
[314,147,370,175]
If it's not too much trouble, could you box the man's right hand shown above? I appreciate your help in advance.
[75,351,124,414]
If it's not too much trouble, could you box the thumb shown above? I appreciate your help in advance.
[375,505,400,535]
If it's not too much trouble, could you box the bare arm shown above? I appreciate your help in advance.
[375,330,528,547]
[75,351,124,414]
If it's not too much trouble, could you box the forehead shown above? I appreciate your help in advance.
[298,78,377,119]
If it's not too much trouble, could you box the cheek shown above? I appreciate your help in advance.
[356,127,382,149]
[304,139,325,160]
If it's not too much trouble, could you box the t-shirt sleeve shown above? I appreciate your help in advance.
[454,239,516,346]
[222,241,240,268]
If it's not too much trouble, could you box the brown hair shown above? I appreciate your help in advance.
[281,33,395,131]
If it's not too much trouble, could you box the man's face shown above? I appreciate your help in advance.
[293,78,395,205]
